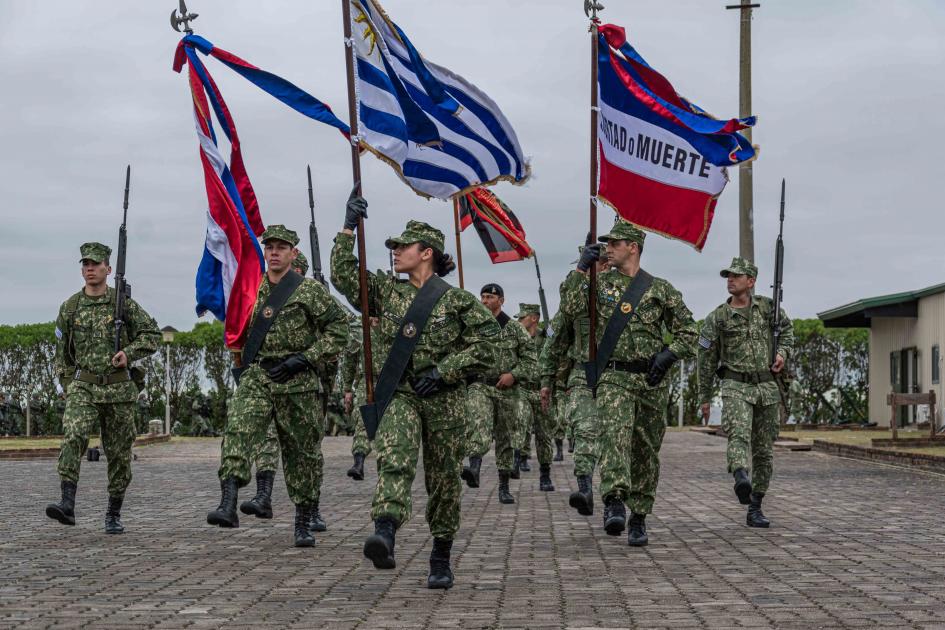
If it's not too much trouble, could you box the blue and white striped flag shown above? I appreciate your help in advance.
[348,0,530,200]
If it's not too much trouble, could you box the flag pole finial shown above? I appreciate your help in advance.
[171,0,199,34]
[584,0,604,20]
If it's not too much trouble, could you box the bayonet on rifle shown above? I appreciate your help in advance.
[114,165,132,354]
[307,165,326,285]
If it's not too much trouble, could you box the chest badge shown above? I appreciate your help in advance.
[620,302,633,314]
[262,306,274,319]
[402,322,417,338]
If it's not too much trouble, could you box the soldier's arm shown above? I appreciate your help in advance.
[53,302,72,381]
[776,308,794,361]
[302,283,350,367]
[662,284,698,360]
[436,292,501,385]
[696,310,721,405]
[123,300,161,362]
[510,324,538,386]
[339,335,360,391]
[329,232,383,315]
[539,310,572,389]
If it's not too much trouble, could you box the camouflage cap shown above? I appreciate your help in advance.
[515,303,540,319]
[598,219,646,246]
[720,256,758,278]
[384,220,445,253]
[79,242,112,263]
[292,251,309,275]
[260,224,300,246]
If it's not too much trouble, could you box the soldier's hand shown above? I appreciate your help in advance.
[343,183,368,232]
[771,353,785,374]
[646,347,678,387]
[343,391,354,414]
[410,368,444,397]
[111,351,128,368]
[700,403,710,423]
[576,243,602,272]
[267,353,312,383]
[540,387,552,413]
[495,373,515,390]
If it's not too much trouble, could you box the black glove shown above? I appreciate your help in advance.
[267,353,312,384]
[646,347,678,387]
[411,367,444,397]
[344,184,368,231]
[577,243,602,272]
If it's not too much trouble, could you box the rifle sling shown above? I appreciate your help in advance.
[585,270,654,389]
[233,271,304,384]
[360,275,450,440]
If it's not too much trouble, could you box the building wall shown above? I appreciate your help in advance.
[868,293,945,427]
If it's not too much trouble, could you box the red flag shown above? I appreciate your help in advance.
[458,188,533,263]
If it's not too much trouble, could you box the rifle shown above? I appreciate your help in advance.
[307,165,326,285]
[533,253,551,334]
[114,165,132,354]
[770,178,786,370]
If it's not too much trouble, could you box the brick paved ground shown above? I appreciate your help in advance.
[3,431,945,629]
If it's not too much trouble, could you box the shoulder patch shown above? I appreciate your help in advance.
[55,327,63,340]
[698,336,713,349]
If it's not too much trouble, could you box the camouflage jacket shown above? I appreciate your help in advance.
[247,274,349,393]
[54,287,160,403]
[541,267,697,390]
[472,313,536,388]
[330,232,500,387]
[696,295,794,404]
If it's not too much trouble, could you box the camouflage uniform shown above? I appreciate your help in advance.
[330,223,499,539]
[54,242,160,497]
[516,304,554,466]
[697,257,794,495]
[218,226,348,507]
[339,318,374,457]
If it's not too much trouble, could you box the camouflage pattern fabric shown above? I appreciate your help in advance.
[565,370,599,477]
[351,382,373,456]
[253,421,281,472]
[465,381,527,470]
[520,329,553,465]
[54,287,160,495]
[330,230,500,538]
[218,274,348,505]
[697,294,794,493]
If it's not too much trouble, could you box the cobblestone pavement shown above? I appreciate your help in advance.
[3,431,945,629]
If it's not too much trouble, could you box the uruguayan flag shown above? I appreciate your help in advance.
[349,0,529,200]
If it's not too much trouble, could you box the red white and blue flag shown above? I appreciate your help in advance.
[458,187,533,264]
[173,35,349,349]
[595,24,756,251]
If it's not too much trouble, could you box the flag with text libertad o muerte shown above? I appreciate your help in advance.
[458,188,533,263]
[596,24,757,251]
[348,0,530,200]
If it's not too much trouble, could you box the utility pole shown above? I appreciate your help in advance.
[726,0,759,262]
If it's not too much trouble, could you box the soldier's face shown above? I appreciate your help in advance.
[391,243,431,273]
[264,241,297,273]
[480,293,503,314]
[726,274,755,295]
[519,313,539,329]
[81,259,110,287]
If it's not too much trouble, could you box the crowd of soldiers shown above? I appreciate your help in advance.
[43,191,792,590]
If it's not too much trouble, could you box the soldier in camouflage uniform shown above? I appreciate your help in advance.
[697,256,794,528]
[539,245,611,515]
[516,304,555,491]
[332,194,499,589]
[207,225,348,548]
[341,316,377,481]
[460,284,536,504]
[543,220,697,546]
[46,242,161,534]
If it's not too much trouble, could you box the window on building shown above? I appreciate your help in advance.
[933,345,941,385]
[891,351,901,388]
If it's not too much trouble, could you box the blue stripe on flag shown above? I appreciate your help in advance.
[403,159,470,192]
[360,104,409,144]
[195,246,226,319]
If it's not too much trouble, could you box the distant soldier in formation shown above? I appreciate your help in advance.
[515,303,554,491]
[207,225,348,548]
[332,193,499,589]
[341,316,378,481]
[697,256,794,528]
[460,283,536,504]
[46,242,161,533]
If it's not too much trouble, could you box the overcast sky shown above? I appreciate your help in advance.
[2,0,944,329]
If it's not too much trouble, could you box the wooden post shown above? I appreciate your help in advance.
[341,0,375,404]
[453,197,465,289]
[888,392,898,441]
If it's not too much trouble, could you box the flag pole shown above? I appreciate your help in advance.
[341,0,375,404]
[586,1,602,384]
[453,196,465,289]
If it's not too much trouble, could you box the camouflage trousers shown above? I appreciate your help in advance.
[253,422,281,473]
[597,372,668,515]
[555,388,570,441]
[219,366,324,506]
[351,383,373,457]
[57,384,136,497]
[520,392,554,465]
[371,385,465,540]
[465,381,529,471]
[721,381,781,494]
[566,371,599,477]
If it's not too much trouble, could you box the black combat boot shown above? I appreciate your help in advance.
[427,537,454,590]
[567,439,575,453]
[510,450,522,480]
[294,505,316,547]
[746,493,770,528]
[308,501,327,532]
[207,477,240,528]
[347,453,366,480]
[553,439,564,462]
[568,474,594,515]
[104,496,124,534]
[461,456,482,488]
[45,480,77,526]
[240,470,274,519]
[627,512,648,546]
[519,454,531,472]
[364,516,398,569]
[733,467,752,506]
[603,497,626,536]
[498,471,515,504]
[539,464,554,492]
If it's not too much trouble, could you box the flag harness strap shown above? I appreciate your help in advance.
[585,269,653,390]
[232,270,304,384]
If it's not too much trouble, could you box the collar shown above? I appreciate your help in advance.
[496,311,511,328]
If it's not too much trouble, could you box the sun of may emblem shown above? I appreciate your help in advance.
[262,306,274,319]
[402,322,417,338]
[353,6,378,56]
[620,302,633,314]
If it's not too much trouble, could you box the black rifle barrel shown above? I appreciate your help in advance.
[770,178,786,367]
[114,165,131,354]
[533,253,551,332]
[307,165,326,285]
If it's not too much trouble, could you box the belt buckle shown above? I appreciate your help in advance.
[98,374,107,386]
[749,372,760,385]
